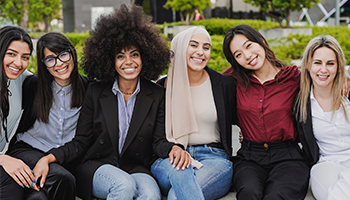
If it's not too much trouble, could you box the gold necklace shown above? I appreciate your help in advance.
[120,89,133,95]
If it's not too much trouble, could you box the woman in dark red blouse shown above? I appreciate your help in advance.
[222,24,310,200]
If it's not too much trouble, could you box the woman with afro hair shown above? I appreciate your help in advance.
[32,4,180,200]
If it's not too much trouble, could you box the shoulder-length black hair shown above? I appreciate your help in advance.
[223,24,282,88]
[33,32,85,123]
[82,4,170,82]
[0,26,33,141]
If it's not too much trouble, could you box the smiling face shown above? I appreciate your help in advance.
[229,34,267,72]
[310,47,338,91]
[44,48,74,86]
[115,46,142,83]
[186,33,211,73]
[3,40,31,80]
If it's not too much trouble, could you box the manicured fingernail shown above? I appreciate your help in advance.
[26,185,30,188]
[33,179,36,183]
[31,183,34,187]
[21,184,24,188]
[31,170,34,174]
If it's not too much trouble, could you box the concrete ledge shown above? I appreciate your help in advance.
[259,28,312,40]
[78,188,315,200]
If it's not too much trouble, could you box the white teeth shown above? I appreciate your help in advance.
[9,67,19,72]
[318,75,328,79]
[192,58,203,62]
[249,57,257,65]
[57,66,68,73]
[123,68,135,72]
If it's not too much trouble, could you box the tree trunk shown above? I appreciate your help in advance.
[43,15,49,32]
[20,0,29,31]
[180,11,184,25]
[286,8,291,28]
[265,11,283,28]
[186,10,190,25]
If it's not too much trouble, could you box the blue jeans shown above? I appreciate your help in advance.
[151,145,233,200]
[92,164,161,200]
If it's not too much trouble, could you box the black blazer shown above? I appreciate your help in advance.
[48,77,175,200]
[158,66,237,156]
[295,94,350,166]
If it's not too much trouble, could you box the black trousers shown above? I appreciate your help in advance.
[1,141,76,200]
[233,139,311,200]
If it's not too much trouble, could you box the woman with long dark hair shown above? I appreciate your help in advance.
[223,24,310,199]
[0,26,33,200]
[6,32,89,200]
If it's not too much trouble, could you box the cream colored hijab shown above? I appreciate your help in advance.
[165,27,211,149]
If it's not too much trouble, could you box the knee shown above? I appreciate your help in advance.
[54,169,76,187]
[111,176,137,197]
[236,186,263,200]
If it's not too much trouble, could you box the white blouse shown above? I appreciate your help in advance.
[311,88,350,163]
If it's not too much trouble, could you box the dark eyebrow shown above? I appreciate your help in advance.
[130,50,139,54]
[233,39,250,56]
[7,48,31,56]
[189,40,211,47]
[7,48,18,53]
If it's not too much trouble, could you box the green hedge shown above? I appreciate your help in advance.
[270,26,350,66]
[27,19,350,75]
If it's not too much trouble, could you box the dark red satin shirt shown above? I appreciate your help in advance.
[237,65,300,143]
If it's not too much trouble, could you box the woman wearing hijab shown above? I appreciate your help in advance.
[151,27,237,200]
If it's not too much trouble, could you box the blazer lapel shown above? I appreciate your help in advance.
[100,84,120,155]
[120,78,154,156]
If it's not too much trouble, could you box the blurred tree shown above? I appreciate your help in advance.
[164,0,211,25]
[28,0,61,32]
[244,0,319,28]
[0,0,61,31]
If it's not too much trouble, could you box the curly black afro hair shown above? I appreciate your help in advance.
[82,4,170,82]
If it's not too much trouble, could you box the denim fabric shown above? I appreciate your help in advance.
[151,145,233,200]
[92,164,161,200]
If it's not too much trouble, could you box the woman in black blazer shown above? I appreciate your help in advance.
[32,4,180,200]
[294,35,350,200]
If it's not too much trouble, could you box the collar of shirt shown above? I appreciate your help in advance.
[111,77,141,97]
[52,80,72,95]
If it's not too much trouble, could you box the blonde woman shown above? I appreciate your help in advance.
[294,35,350,200]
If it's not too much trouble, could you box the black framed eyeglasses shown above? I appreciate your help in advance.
[42,49,71,68]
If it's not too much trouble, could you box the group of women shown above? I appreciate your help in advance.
[0,3,349,200]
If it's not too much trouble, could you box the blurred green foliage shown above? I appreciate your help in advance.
[27,18,350,76]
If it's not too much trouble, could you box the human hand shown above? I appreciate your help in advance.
[33,154,56,188]
[168,145,191,170]
[0,154,39,191]
[342,76,350,97]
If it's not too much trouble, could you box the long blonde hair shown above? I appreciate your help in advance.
[295,35,348,123]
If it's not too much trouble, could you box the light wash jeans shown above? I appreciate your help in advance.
[151,145,233,200]
[92,164,161,200]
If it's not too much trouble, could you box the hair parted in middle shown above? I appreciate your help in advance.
[294,35,347,123]
[82,4,170,82]
[34,32,86,123]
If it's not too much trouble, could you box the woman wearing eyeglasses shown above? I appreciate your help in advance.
[5,32,90,200]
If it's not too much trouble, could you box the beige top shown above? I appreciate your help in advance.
[188,77,220,145]
[165,26,211,149]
